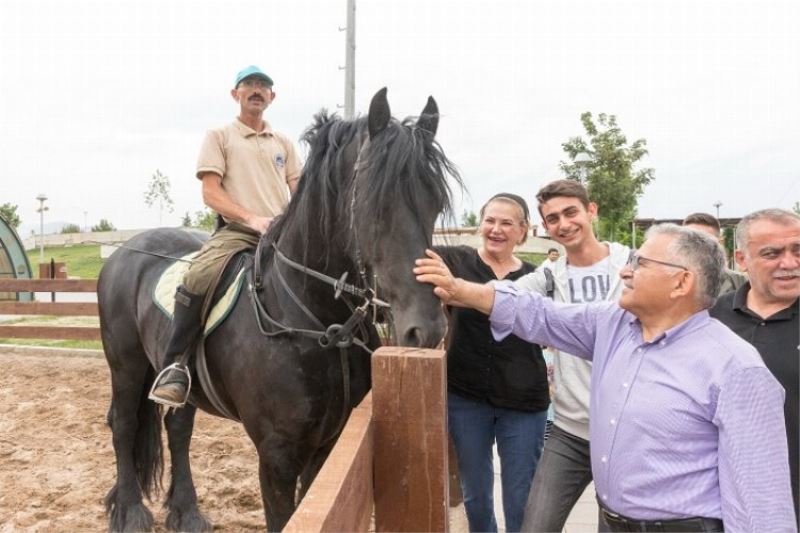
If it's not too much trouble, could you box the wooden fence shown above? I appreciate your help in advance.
[0,279,451,532]
[0,278,100,340]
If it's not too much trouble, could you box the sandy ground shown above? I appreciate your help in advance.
[0,348,474,533]
[0,349,265,532]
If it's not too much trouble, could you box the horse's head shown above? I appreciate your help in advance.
[347,88,460,347]
[281,88,460,348]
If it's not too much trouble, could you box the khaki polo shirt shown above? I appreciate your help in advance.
[196,118,302,220]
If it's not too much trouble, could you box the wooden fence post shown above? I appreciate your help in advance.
[372,347,448,532]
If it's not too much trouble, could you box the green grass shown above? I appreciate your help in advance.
[0,338,103,349]
[26,244,104,279]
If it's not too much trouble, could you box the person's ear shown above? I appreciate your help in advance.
[734,250,747,272]
[518,223,530,245]
[670,271,694,300]
[230,88,240,102]
[587,202,599,220]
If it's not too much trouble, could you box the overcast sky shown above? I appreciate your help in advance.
[2,0,798,237]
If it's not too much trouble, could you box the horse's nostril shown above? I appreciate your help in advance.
[402,327,424,347]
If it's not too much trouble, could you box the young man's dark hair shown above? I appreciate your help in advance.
[536,179,590,215]
[683,212,721,234]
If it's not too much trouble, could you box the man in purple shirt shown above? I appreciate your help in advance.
[416,223,795,532]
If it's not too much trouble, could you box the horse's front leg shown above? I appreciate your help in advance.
[163,405,213,532]
[257,440,308,532]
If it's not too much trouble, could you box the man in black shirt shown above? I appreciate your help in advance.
[710,208,800,525]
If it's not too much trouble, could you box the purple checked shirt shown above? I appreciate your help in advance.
[490,283,796,533]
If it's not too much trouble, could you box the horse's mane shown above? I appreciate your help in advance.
[267,109,461,264]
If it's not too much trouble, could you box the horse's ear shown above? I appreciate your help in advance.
[368,87,391,139]
[417,96,439,137]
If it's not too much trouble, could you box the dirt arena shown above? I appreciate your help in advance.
[0,348,266,532]
[0,347,472,533]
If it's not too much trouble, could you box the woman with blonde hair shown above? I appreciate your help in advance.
[443,193,549,532]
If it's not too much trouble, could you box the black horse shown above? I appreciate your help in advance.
[98,88,460,532]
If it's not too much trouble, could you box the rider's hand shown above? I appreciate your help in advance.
[246,215,273,235]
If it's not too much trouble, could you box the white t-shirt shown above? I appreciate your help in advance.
[567,257,611,304]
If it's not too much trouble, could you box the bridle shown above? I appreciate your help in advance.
[248,135,392,351]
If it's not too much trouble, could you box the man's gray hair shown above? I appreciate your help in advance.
[644,223,726,308]
[735,208,800,252]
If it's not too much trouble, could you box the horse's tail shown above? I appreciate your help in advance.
[134,366,164,500]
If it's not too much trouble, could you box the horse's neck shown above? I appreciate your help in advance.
[267,222,357,319]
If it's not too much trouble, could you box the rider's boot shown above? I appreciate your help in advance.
[149,285,205,407]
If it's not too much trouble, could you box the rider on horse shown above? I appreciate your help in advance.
[150,65,302,406]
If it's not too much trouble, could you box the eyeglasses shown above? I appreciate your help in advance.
[627,251,688,272]
[238,78,272,90]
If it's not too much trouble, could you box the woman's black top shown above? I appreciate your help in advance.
[442,246,550,412]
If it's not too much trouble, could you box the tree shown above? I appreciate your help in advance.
[793,201,800,216]
[181,212,192,227]
[143,169,175,225]
[92,219,116,232]
[61,223,81,234]
[560,112,655,242]
[722,226,736,268]
[193,208,216,231]
[0,203,21,229]
[461,210,478,227]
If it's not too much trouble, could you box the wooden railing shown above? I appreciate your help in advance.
[0,279,101,340]
[0,278,450,532]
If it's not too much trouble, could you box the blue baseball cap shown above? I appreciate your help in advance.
[234,65,274,88]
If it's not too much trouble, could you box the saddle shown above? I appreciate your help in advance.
[153,251,252,336]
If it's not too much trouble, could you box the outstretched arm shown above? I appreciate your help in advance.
[414,249,495,313]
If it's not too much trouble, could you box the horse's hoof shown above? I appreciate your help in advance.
[165,507,213,532]
[107,501,154,532]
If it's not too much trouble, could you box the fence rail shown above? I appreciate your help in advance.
[0,279,98,292]
[0,278,101,341]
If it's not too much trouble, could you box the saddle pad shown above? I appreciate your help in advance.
[153,252,247,337]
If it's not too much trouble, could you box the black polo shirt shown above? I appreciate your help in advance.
[442,246,549,413]
[711,283,799,522]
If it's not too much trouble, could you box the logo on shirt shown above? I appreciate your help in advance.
[274,154,286,168]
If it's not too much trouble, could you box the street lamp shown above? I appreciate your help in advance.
[573,151,599,235]
[573,151,593,182]
[36,194,49,264]
[713,201,723,219]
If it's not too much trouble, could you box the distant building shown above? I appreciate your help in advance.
[0,215,33,301]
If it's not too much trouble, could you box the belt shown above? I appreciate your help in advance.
[599,503,724,532]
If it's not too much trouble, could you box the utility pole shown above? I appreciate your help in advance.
[342,0,356,118]
[36,194,48,264]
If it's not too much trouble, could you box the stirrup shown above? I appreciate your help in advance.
[148,362,192,408]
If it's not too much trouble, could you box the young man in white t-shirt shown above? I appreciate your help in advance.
[515,179,630,532]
